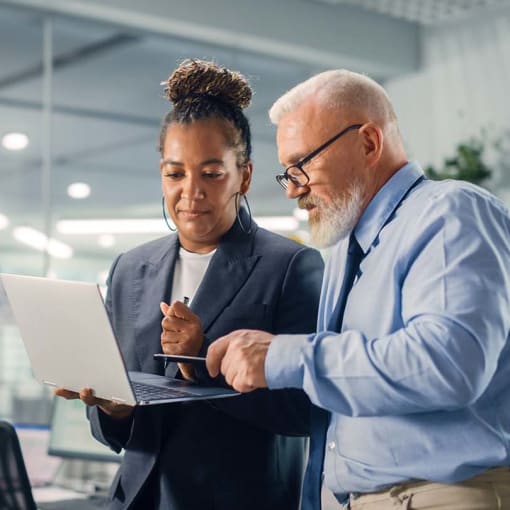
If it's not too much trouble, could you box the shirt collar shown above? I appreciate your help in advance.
[354,161,424,254]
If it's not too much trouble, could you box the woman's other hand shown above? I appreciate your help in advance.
[160,300,204,380]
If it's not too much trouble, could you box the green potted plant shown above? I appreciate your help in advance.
[425,134,492,187]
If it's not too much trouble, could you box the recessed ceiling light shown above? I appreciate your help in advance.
[2,132,29,151]
[98,234,116,248]
[67,182,91,199]
[0,213,9,230]
[13,226,73,259]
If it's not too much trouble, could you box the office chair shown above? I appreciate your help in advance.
[0,420,37,510]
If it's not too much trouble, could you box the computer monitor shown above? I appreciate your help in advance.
[14,423,61,487]
[48,397,122,463]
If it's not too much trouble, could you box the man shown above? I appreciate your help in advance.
[206,69,510,509]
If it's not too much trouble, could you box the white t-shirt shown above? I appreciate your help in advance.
[170,247,216,305]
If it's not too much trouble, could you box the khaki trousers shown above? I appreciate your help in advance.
[347,467,510,509]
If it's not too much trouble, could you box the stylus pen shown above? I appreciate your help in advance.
[163,296,190,369]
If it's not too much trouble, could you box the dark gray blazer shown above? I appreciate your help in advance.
[88,216,324,510]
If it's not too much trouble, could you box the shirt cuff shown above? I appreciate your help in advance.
[265,334,309,390]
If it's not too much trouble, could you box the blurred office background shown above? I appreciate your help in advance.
[1,0,510,498]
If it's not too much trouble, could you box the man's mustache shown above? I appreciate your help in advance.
[298,195,316,209]
[298,195,320,210]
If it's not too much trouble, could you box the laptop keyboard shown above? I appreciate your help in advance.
[131,381,197,401]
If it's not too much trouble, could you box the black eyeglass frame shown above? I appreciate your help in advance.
[275,123,363,190]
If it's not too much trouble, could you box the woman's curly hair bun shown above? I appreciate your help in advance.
[163,59,252,110]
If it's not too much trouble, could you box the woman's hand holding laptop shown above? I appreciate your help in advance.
[54,387,134,419]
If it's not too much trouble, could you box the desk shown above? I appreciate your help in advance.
[32,486,88,503]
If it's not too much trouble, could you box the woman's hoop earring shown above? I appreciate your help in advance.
[235,192,253,235]
[161,196,176,232]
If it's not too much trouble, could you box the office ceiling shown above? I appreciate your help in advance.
[0,0,508,277]
[314,0,510,25]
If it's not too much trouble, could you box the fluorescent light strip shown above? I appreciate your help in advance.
[57,216,299,234]
[13,227,73,259]
[293,207,309,221]
[0,213,9,230]
[255,216,299,231]
[57,219,167,234]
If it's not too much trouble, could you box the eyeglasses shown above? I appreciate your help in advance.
[275,123,362,190]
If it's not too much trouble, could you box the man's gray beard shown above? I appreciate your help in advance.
[308,183,364,248]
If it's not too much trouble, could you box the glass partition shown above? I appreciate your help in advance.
[0,5,311,424]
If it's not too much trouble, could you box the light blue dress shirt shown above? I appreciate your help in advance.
[266,161,510,501]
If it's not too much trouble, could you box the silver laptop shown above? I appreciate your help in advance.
[0,273,238,406]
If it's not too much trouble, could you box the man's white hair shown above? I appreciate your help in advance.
[269,69,397,127]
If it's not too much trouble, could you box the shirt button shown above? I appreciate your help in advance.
[328,441,336,451]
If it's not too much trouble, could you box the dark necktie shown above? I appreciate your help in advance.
[301,233,364,510]
[327,234,364,332]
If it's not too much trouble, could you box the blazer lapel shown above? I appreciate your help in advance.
[133,235,179,373]
[191,251,259,334]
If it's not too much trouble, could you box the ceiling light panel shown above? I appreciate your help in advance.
[2,132,29,151]
[67,182,91,199]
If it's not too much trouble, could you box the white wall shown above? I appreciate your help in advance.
[386,7,510,192]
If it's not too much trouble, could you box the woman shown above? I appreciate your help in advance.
[58,59,323,510]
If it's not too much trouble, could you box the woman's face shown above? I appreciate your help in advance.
[160,119,252,253]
